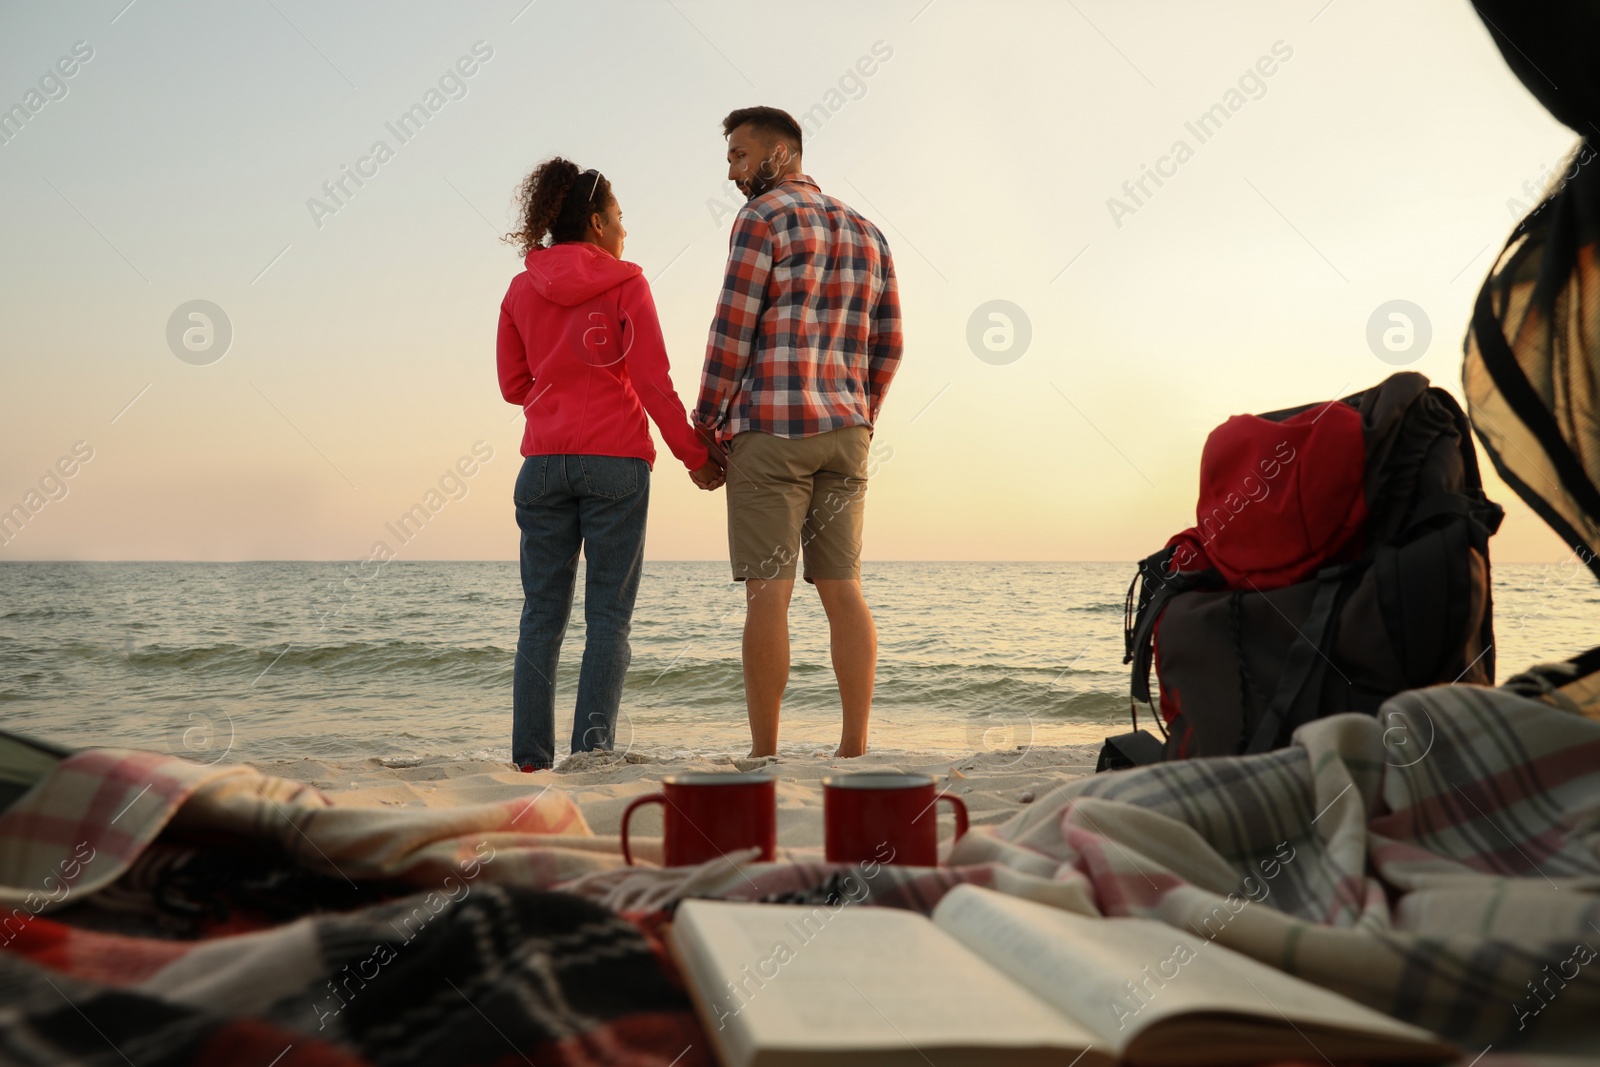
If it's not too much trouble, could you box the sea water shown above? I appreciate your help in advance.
[1,561,1595,765]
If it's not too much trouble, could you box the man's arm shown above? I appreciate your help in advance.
[866,242,903,422]
[694,208,774,436]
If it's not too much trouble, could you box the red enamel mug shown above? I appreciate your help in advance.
[620,772,777,867]
[822,772,969,867]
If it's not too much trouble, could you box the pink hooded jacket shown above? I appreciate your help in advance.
[497,241,709,471]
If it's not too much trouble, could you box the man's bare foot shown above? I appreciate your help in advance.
[833,746,866,759]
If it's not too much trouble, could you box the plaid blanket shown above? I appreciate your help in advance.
[951,683,1600,1052]
[5,681,1597,1061]
[0,747,607,923]
[1,884,708,1066]
[558,682,1600,1056]
[0,748,711,1064]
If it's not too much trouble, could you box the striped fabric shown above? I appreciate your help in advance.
[694,174,902,440]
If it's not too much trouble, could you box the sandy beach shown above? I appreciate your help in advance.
[248,743,1103,854]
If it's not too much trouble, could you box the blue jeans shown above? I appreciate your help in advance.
[512,454,650,769]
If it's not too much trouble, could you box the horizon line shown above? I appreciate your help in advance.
[0,557,1583,566]
[0,558,1140,565]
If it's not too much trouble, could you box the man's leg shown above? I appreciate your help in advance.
[725,431,809,757]
[742,577,794,757]
[814,578,876,757]
[802,426,875,758]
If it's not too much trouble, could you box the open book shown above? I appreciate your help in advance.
[669,885,1456,1067]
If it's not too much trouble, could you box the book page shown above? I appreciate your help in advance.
[672,899,1110,1065]
[932,885,1444,1056]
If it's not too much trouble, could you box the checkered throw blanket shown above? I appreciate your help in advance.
[0,751,708,1065]
[965,684,1600,1053]
[1,884,707,1066]
[0,747,606,920]
[563,683,1600,1056]
[5,682,1597,1061]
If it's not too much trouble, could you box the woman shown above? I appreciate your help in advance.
[498,158,723,771]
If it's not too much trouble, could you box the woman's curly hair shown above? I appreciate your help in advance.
[504,156,613,257]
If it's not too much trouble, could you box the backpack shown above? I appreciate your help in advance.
[1107,372,1504,766]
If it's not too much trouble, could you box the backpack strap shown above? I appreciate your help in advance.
[1424,387,1487,491]
[1125,547,1174,705]
[1242,563,1356,754]
[1403,492,1470,530]
[1127,589,1180,706]
[1124,548,1220,706]
[1402,490,1504,543]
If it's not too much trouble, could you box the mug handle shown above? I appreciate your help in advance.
[937,793,970,843]
[620,793,665,866]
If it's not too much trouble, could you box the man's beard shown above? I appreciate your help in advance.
[741,154,784,199]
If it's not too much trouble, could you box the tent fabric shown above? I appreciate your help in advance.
[1470,0,1600,136]
[1464,161,1600,582]
[1464,0,1600,582]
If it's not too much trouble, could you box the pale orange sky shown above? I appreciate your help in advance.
[0,0,1582,563]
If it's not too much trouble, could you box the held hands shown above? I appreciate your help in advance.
[691,452,726,491]
[695,425,728,465]
[690,426,728,491]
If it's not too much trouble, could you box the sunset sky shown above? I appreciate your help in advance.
[0,0,1582,563]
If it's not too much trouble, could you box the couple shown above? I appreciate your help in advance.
[496,106,903,772]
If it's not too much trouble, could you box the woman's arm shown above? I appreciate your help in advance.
[497,298,532,406]
[616,276,711,471]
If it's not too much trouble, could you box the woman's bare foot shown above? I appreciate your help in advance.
[833,745,866,759]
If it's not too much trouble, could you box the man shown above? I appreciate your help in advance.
[695,106,903,759]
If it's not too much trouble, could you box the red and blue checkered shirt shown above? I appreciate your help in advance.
[694,175,902,440]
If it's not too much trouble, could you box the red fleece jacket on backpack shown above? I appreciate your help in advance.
[1166,401,1368,589]
[497,241,709,471]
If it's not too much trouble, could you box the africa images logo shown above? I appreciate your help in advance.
[166,300,233,366]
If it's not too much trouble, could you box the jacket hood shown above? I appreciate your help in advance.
[523,242,642,306]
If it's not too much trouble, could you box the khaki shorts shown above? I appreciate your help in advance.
[726,426,870,583]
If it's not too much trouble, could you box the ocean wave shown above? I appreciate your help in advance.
[27,637,1133,719]
[1037,689,1130,720]
[16,631,1134,724]
[0,607,94,621]
[83,641,515,684]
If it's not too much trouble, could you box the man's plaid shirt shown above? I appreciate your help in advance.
[694,174,902,440]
